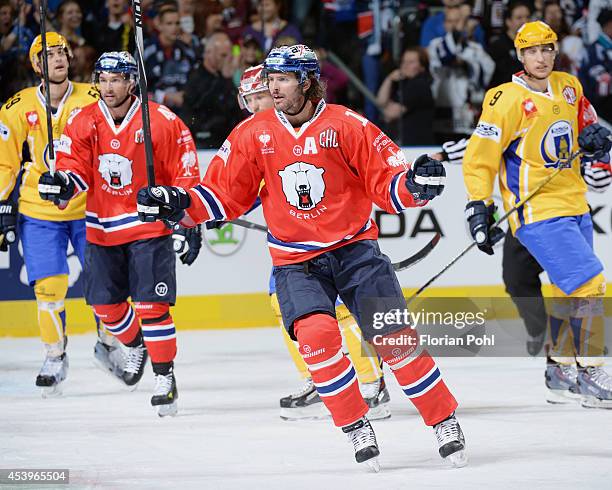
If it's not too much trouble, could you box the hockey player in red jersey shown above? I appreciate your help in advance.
[38,51,202,417]
[138,45,466,467]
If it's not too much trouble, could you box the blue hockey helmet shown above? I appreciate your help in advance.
[93,51,138,84]
[262,44,320,85]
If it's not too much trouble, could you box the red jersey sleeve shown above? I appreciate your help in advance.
[578,95,598,132]
[346,112,423,213]
[56,108,94,197]
[186,120,263,223]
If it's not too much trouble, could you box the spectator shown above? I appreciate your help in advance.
[314,46,348,105]
[586,0,612,44]
[420,0,486,48]
[232,33,264,87]
[220,0,252,43]
[93,0,135,54]
[428,5,495,142]
[182,31,243,149]
[177,0,201,54]
[242,0,302,54]
[377,46,435,146]
[543,0,584,75]
[70,44,97,83]
[0,0,34,58]
[579,8,612,122]
[143,4,197,110]
[487,1,532,87]
[55,0,87,49]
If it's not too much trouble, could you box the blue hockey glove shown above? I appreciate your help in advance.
[465,200,505,255]
[137,185,191,228]
[38,171,75,208]
[0,200,17,252]
[405,154,446,201]
[578,124,612,160]
[172,224,202,265]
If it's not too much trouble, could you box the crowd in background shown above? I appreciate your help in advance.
[0,0,611,148]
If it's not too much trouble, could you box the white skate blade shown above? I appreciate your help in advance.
[580,395,612,409]
[367,404,391,421]
[364,457,380,473]
[446,449,468,468]
[280,404,329,421]
[41,384,63,398]
[156,401,178,418]
[546,388,580,404]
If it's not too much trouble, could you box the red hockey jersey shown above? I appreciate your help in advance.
[57,98,199,246]
[186,100,426,265]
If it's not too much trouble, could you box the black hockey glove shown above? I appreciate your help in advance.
[440,138,468,165]
[38,171,76,208]
[578,123,612,161]
[172,224,202,265]
[0,200,17,252]
[405,154,446,201]
[137,185,191,228]
[465,200,505,256]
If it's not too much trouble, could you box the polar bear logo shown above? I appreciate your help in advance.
[278,161,325,210]
[98,153,133,189]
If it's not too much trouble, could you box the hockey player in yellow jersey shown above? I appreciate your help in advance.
[0,33,127,396]
[463,21,612,408]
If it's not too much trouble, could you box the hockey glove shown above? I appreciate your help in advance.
[0,200,17,252]
[465,200,505,255]
[582,159,612,193]
[405,154,446,201]
[172,224,202,265]
[578,123,612,161]
[137,185,191,228]
[38,171,76,209]
[440,138,469,165]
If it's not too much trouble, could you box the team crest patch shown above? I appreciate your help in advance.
[98,153,133,189]
[562,86,577,105]
[278,161,325,210]
[540,120,573,167]
[522,98,538,117]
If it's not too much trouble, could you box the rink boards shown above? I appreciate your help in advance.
[1,147,611,336]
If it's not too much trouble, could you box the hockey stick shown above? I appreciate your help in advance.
[224,218,440,271]
[407,150,583,302]
[131,0,155,186]
[38,0,55,174]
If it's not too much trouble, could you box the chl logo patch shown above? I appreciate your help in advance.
[278,161,325,211]
[155,282,168,296]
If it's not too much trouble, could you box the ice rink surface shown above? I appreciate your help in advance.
[1,328,611,490]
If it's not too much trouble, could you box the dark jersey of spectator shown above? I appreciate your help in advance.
[143,35,196,103]
[93,19,136,55]
[487,32,523,88]
[181,64,244,149]
[579,32,612,121]
[390,72,436,146]
[241,21,303,54]
[420,10,486,47]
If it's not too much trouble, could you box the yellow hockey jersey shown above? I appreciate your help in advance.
[0,82,99,221]
[463,71,593,232]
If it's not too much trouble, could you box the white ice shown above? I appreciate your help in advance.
[1,328,611,489]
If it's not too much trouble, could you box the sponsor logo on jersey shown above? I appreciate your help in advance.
[67,107,82,125]
[386,147,408,168]
[292,145,303,156]
[26,111,40,129]
[521,98,538,118]
[0,121,9,141]
[157,105,176,121]
[562,86,577,105]
[203,222,246,257]
[319,128,338,148]
[56,134,72,154]
[98,153,133,189]
[135,129,144,144]
[474,122,501,142]
[180,150,198,177]
[256,130,274,154]
[217,139,231,165]
[279,161,326,211]
[110,138,121,149]
[373,131,392,153]
[155,282,168,296]
[541,120,573,167]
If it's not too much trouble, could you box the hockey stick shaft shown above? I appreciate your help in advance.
[39,0,55,174]
[131,0,155,186]
[408,150,583,302]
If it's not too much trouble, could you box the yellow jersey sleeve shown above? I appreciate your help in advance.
[463,84,523,202]
[0,93,29,200]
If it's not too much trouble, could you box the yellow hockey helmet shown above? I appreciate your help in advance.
[29,32,73,67]
[514,21,558,50]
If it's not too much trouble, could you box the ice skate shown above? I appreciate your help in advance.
[342,417,380,472]
[577,365,612,409]
[36,353,69,398]
[361,376,391,420]
[121,342,148,389]
[280,377,328,420]
[93,337,128,383]
[544,358,580,404]
[151,372,178,417]
[433,413,468,468]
